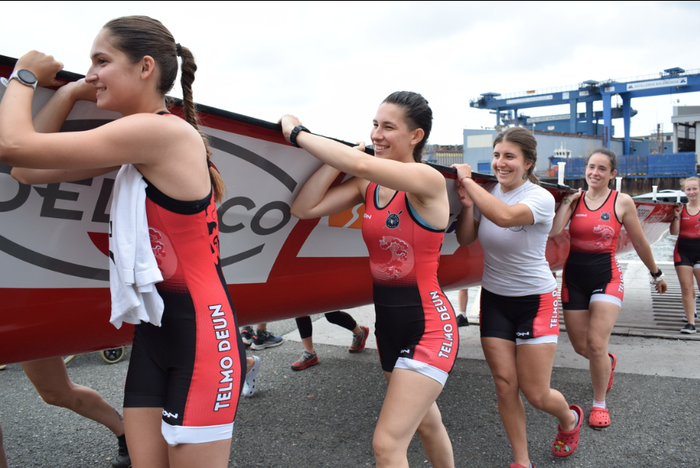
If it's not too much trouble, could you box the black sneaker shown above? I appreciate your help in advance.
[111,434,131,468]
[251,329,284,350]
[240,326,254,346]
[681,323,697,334]
[456,315,470,327]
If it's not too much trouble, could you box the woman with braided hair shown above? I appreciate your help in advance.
[0,15,241,468]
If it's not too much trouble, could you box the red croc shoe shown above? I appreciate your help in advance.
[589,406,611,428]
[607,352,617,392]
[552,405,583,457]
[509,464,536,468]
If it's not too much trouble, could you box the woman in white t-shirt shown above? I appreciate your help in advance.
[453,127,582,468]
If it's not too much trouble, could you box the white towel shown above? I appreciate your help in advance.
[108,164,164,329]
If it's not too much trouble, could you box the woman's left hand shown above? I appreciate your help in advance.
[278,114,302,143]
[15,50,65,88]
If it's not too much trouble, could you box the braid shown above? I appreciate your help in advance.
[178,45,225,203]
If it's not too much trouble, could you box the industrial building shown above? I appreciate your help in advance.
[459,68,700,193]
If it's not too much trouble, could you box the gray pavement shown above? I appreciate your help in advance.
[2,267,700,467]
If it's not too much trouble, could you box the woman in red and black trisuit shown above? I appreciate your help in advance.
[281,91,457,468]
[550,148,667,429]
[670,176,700,333]
[0,16,243,468]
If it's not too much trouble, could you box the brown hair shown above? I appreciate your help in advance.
[103,15,225,202]
[382,91,432,163]
[493,127,539,184]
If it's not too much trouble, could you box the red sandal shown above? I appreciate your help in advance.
[552,405,583,457]
[509,464,536,468]
[589,406,611,428]
[607,352,617,392]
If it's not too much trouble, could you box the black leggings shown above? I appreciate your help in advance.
[295,311,357,339]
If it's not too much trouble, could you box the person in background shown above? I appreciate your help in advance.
[240,323,284,350]
[242,356,261,397]
[454,127,582,468]
[1,15,242,467]
[21,358,130,467]
[291,312,370,370]
[670,176,700,334]
[550,147,667,429]
[456,289,470,327]
[281,91,457,468]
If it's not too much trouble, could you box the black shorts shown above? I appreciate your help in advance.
[562,251,624,310]
[674,238,700,267]
[124,291,245,445]
[479,288,559,342]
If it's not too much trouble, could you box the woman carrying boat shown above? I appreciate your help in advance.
[453,127,583,468]
[550,147,667,429]
[670,176,700,334]
[281,91,457,468]
[0,16,243,468]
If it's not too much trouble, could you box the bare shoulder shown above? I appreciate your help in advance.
[113,113,199,140]
[616,192,638,220]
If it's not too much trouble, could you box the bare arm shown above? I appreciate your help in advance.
[10,79,118,184]
[291,163,366,220]
[452,163,534,228]
[617,193,668,293]
[549,188,582,237]
[280,114,448,229]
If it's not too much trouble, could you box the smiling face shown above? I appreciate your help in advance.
[492,140,532,192]
[586,152,617,191]
[683,179,700,201]
[371,103,423,162]
[85,29,143,114]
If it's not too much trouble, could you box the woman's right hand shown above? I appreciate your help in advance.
[452,163,474,208]
[278,114,302,143]
[15,51,65,88]
[674,204,683,216]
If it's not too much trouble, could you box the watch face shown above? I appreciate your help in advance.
[18,69,37,85]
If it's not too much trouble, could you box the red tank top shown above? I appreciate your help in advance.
[678,205,700,240]
[361,183,445,307]
[568,190,622,254]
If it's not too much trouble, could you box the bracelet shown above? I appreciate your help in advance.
[289,125,310,148]
[562,197,572,204]
[649,272,665,285]
[459,176,471,185]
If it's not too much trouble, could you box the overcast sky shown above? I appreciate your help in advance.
[2,1,699,145]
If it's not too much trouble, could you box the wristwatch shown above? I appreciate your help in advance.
[650,269,663,278]
[289,125,310,148]
[1,69,38,89]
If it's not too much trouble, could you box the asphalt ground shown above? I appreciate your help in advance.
[2,268,700,468]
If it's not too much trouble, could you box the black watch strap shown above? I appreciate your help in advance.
[651,269,663,278]
[289,125,310,148]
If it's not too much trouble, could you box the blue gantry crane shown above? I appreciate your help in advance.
[470,67,700,156]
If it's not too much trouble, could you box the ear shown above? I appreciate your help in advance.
[411,128,425,146]
[611,168,617,179]
[140,55,156,80]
